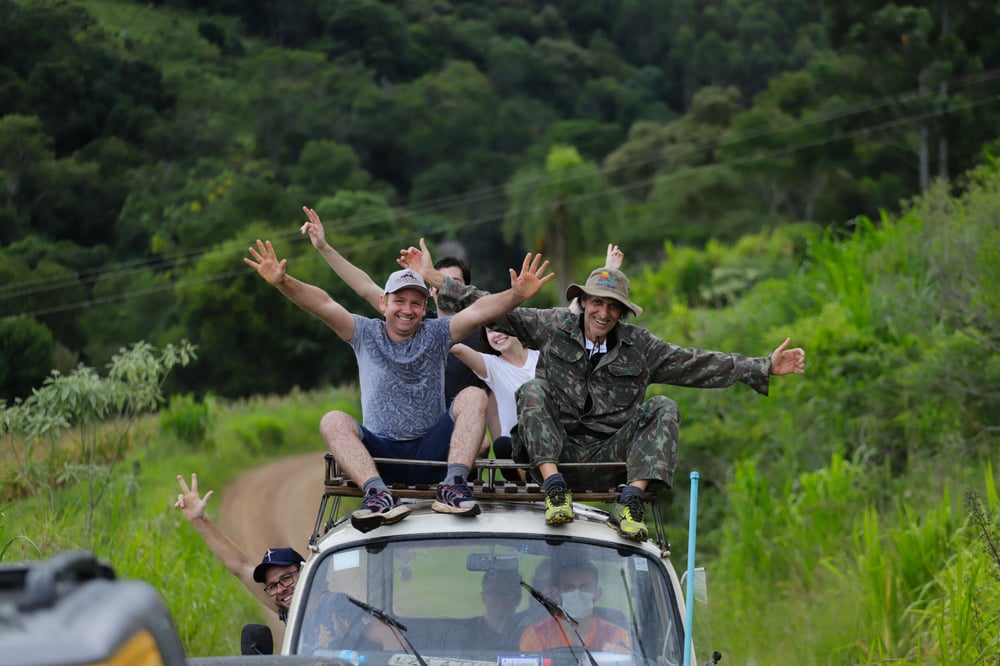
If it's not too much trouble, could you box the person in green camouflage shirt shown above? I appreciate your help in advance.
[399,240,806,541]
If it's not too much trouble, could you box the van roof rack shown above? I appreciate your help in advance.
[310,454,669,554]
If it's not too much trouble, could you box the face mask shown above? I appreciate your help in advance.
[560,590,595,619]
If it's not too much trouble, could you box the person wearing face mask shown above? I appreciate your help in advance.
[518,562,631,654]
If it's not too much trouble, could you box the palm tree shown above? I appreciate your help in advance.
[503,145,619,298]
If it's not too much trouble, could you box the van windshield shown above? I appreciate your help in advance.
[292,536,683,666]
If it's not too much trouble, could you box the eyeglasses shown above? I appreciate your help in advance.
[263,571,298,596]
[483,588,520,599]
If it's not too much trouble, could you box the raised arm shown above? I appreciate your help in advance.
[449,252,553,342]
[174,474,272,608]
[605,243,624,270]
[398,238,442,287]
[244,238,355,341]
[450,343,488,378]
[569,243,626,314]
[300,206,382,312]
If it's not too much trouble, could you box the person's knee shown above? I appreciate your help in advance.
[645,396,680,424]
[320,410,356,438]
[516,378,548,406]
[453,386,488,415]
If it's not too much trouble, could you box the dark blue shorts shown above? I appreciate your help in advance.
[358,411,455,485]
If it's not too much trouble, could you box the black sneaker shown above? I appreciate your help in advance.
[351,488,410,533]
[432,476,481,516]
[544,485,574,525]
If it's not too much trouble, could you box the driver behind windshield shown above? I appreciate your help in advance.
[466,568,524,649]
[519,561,631,654]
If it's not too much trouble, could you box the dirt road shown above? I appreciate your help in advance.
[217,451,328,644]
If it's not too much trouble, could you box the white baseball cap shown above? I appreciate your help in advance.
[383,269,429,297]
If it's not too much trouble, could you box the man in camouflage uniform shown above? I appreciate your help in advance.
[403,243,806,541]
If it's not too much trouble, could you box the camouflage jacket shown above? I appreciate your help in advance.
[440,277,772,435]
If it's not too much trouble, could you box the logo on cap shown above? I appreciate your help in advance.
[594,271,617,289]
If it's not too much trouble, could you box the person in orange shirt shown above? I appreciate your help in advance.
[518,561,631,654]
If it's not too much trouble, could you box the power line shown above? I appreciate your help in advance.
[3,73,1000,319]
[5,66,997,303]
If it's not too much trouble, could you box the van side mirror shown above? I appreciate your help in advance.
[241,623,273,655]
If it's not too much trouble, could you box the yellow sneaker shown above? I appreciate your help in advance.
[544,485,574,525]
[607,496,647,541]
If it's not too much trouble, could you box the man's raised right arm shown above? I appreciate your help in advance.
[245,238,355,341]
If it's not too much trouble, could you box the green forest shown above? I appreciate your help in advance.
[2,0,1000,663]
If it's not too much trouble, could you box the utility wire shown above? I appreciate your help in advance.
[4,66,998,302]
[6,66,998,301]
[3,75,1000,319]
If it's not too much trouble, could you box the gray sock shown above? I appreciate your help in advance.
[446,464,470,484]
[363,477,388,494]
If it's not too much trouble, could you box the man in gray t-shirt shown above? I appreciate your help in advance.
[244,207,553,533]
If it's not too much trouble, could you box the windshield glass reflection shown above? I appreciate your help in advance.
[293,537,683,666]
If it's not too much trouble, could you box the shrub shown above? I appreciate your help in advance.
[160,393,215,447]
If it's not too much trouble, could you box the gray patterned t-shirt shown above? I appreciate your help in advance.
[349,314,452,440]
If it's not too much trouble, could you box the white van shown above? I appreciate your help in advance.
[247,455,707,666]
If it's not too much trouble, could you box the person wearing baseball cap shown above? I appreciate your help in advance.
[409,248,806,542]
[244,206,554,533]
[175,473,304,622]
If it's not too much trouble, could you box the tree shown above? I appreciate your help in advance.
[823,0,1000,191]
[0,340,196,535]
[0,317,53,402]
[319,0,417,82]
[289,139,372,198]
[503,145,619,296]
[0,114,48,243]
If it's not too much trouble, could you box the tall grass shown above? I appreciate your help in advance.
[2,386,360,656]
[706,455,999,665]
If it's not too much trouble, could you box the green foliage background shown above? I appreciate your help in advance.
[4,0,1000,401]
[4,164,1000,662]
[3,0,1000,663]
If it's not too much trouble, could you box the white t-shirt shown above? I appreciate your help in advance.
[476,349,540,437]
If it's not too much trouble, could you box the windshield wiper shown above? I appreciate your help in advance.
[519,580,598,666]
[345,595,428,666]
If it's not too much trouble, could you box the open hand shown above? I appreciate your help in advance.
[509,253,554,300]
[244,239,287,285]
[770,337,806,376]
[397,238,435,276]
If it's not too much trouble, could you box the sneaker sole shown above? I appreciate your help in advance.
[351,511,385,533]
[545,510,575,526]
[431,500,481,516]
[606,518,647,541]
[381,504,411,525]
[351,505,411,532]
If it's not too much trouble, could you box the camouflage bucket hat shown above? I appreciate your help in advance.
[565,268,643,316]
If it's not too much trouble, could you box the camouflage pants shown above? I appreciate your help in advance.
[512,379,680,490]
